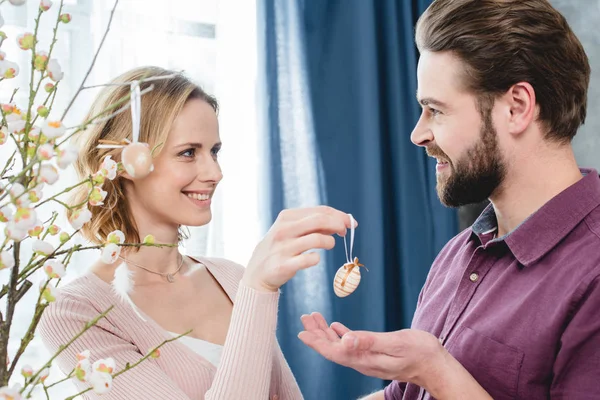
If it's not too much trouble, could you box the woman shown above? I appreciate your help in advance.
[38,66,355,399]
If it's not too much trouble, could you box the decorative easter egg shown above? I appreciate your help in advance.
[121,142,153,179]
[333,258,363,297]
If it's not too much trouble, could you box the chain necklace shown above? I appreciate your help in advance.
[119,254,185,283]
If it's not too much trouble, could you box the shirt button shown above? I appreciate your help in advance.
[469,272,479,282]
[439,335,444,343]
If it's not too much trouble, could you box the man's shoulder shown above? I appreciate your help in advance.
[437,226,473,258]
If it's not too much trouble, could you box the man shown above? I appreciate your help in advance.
[298,0,599,399]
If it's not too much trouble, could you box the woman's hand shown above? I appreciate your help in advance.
[242,206,357,292]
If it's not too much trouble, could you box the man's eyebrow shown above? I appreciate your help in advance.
[416,94,449,109]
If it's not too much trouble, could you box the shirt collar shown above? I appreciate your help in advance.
[471,169,600,267]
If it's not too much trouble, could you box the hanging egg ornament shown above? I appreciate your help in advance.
[333,257,365,297]
[121,142,154,179]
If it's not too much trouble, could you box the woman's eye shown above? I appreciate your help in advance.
[179,148,196,158]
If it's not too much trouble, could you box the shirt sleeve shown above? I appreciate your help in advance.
[205,281,281,399]
[384,380,406,400]
[551,274,600,399]
[270,340,304,399]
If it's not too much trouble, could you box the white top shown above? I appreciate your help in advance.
[118,287,224,368]
[169,332,223,367]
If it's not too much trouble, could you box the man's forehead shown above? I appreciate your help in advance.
[417,51,471,103]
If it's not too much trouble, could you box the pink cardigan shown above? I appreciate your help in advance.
[38,256,304,399]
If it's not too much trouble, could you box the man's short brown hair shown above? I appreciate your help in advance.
[416,0,590,142]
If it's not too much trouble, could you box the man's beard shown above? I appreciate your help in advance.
[428,112,506,208]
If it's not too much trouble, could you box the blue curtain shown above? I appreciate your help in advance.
[257,1,457,399]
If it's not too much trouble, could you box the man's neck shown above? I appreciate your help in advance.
[490,147,583,237]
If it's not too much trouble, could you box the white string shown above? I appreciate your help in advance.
[130,81,141,143]
[343,213,355,264]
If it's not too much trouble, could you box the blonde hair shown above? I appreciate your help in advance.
[68,66,218,245]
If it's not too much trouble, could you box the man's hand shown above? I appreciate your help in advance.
[298,312,492,400]
[298,312,444,386]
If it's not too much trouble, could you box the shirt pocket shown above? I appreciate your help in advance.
[446,325,524,399]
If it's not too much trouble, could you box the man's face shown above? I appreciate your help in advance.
[412,51,506,207]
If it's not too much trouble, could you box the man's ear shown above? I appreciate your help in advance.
[505,82,537,137]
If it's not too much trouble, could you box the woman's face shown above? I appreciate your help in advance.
[124,98,223,233]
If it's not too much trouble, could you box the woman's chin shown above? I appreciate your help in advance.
[181,214,212,228]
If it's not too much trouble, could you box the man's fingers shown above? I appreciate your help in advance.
[312,312,329,330]
[330,322,351,337]
[298,331,350,365]
[341,331,396,353]
[312,312,341,342]
[300,314,319,331]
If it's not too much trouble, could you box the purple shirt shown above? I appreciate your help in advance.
[385,169,600,400]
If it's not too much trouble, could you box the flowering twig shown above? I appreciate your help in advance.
[0,242,21,384]
[64,329,193,400]
[21,306,115,396]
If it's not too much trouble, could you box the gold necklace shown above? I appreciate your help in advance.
[119,254,185,283]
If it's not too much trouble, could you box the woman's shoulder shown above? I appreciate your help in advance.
[40,274,108,325]
[188,255,246,290]
[55,272,106,300]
